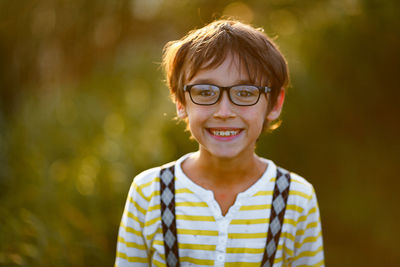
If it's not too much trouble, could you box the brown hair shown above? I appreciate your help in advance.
[162,19,289,130]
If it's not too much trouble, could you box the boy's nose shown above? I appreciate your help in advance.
[213,91,236,119]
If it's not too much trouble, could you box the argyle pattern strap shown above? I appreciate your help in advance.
[261,167,291,267]
[160,164,180,267]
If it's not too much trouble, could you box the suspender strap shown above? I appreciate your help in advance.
[261,167,292,267]
[160,164,180,267]
[160,164,291,267]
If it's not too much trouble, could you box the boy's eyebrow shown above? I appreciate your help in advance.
[188,78,253,85]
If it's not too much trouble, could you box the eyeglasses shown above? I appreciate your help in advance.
[183,84,271,106]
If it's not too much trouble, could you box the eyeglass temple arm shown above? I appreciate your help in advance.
[263,86,272,93]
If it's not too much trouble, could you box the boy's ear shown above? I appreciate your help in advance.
[267,88,285,121]
[176,101,187,119]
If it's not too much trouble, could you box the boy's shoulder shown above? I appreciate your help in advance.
[129,159,185,202]
[129,165,163,200]
[284,169,315,200]
[132,166,160,183]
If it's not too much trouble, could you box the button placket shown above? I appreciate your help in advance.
[216,218,229,264]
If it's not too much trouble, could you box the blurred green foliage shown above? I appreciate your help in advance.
[0,0,399,266]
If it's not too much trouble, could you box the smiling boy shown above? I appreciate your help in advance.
[115,20,324,266]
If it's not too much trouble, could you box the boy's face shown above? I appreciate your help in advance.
[177,53,283,160]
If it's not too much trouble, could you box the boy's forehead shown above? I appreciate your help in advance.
[186,53,254,84]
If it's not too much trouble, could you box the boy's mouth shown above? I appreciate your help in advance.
[207,128,242,137]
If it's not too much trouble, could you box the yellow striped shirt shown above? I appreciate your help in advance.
[115,153,324,266]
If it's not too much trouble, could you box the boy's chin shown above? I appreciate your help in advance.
[201,147,249,161]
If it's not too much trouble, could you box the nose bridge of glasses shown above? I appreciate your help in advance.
[214,88,236,113]
[218,86,234,104]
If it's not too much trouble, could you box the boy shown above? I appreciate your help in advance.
[115,20,324,266]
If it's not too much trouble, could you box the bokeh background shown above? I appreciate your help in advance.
[1,0,399,266]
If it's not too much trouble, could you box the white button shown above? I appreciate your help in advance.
[217,254,224,261]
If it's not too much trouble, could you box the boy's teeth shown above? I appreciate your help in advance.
[212,130,239,136]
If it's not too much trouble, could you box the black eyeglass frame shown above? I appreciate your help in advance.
[183,84,272,106]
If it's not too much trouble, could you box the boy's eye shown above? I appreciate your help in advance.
[236,90,254,97]
[199,89,215,97]
[234,87,257,97]
[191,85,218,97]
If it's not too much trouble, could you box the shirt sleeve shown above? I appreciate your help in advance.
[115,180,149,266]
[292,188,324,266]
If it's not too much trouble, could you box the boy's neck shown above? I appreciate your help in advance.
[181,149,268,216]
[182,149,267,189]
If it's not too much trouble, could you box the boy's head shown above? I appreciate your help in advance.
[162,19,289,131]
